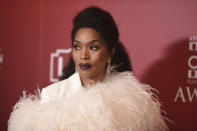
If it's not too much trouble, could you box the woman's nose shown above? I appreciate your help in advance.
[80,48,89,60]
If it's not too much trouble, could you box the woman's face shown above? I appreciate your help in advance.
[72,27,111,83]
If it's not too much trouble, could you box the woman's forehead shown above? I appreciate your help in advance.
[74,28,103,43]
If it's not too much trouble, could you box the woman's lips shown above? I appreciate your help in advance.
[79,63,92,70]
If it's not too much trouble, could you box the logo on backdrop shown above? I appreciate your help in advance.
[50,48,72,83]
[0,48,3,69]
[174,36,197,103]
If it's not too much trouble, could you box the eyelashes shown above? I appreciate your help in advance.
[90,45,99,51]
[72,45,80,50]
[72,45,99,51]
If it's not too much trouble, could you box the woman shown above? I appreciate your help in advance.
[8,6,168,131]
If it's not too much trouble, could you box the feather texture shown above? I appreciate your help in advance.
[8,72,168,131]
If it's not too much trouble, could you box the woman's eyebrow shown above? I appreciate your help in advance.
[73,40,80,43]
[73,39,102,44]
[88,40,102,43]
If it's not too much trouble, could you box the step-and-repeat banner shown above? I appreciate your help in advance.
[1,0,197,130]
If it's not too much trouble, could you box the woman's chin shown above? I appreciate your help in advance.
[78,70,93,78]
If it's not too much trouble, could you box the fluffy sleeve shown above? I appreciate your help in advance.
[7,80,67,131]
[8,72,169,131]
[96,72,169,131]
[7,92,45,131]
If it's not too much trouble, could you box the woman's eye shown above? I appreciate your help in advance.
[90,46,99,51]
[73,45,81,50]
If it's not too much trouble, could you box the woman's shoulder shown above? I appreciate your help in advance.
[104,71,153,95]
[107,71,137,82]
[42,79,67,92]
[42,72,79,92]
[40,79,67,103]
[40,72,82,103]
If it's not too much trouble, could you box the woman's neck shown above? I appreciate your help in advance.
[80,71,106,87]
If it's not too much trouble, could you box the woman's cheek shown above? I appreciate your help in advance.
[91,54,102,64]
[72,52,79,63]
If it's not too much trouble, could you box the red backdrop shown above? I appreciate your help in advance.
[1,0,197,130]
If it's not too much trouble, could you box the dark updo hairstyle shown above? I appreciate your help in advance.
[60,6,132,80]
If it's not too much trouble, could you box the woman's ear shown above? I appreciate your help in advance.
[108,48,116,62]
[108,48,115,62]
